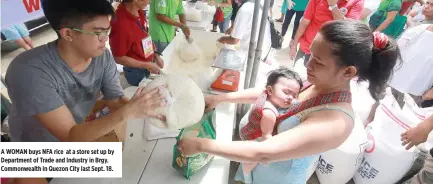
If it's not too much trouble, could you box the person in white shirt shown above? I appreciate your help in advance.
[406,0,433,28]
[388,23,433,106]
[217,0,272,60]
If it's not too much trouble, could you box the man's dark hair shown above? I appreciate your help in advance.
[42,0,114,30]
[266,67,303,90]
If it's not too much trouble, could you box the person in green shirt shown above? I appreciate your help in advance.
[210,0,233,33]
[149,0,190,52]
[281,0,307,42]
[369,0,402,33]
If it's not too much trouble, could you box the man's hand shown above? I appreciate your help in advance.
[182,25,191,39]
[327,0,338,6]
[289,42,298,60]
[126,87,167,120]
[289,39,295,48]
[401,120,433,150]
[154,54,164,69]
[147,63,162,74]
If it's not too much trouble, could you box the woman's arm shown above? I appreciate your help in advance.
[194,110,354,163]
[375,11,398,32]
[205,88,264,112]
[212,88,264,104]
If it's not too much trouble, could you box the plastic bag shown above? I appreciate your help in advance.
[179,39,203,62]
[172,110,216,179]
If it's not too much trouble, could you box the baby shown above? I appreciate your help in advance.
[239,67,303,177]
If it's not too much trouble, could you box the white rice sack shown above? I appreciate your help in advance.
[402,93,433,152]
[142,73,205,130]
[353,90,419,184]
[316,117,368,184]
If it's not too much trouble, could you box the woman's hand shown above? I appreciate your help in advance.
[204,95,219,112]
[178,136,203,157]
[126,87,167,120]
[401,120,433,150]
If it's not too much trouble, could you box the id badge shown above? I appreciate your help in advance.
[142,36,154,58]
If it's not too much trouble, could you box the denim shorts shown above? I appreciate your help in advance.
[1,23,30,41]
[123,67,150,86]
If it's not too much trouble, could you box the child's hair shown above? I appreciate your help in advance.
[266,67,303,91]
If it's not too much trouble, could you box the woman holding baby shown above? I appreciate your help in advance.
[178,20,402,184]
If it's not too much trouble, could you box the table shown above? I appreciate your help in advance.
[179,1,215,31]
[52,30,246,184]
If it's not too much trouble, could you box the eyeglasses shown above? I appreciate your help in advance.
[69,27,111,41]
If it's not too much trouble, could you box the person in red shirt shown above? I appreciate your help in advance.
[110,0,164,86]
[289,0,364,66]
[400,0,425,15]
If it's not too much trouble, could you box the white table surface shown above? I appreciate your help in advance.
[52,30,246,184]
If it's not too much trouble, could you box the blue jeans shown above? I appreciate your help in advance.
[218,13,232,33]
[153,40,169,53]
[123,67,150,86]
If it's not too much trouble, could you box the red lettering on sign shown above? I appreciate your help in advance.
[23,0,41,13]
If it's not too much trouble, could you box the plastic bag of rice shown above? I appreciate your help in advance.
[172,110,216,179]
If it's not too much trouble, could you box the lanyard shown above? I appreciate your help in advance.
[136,19,147,32]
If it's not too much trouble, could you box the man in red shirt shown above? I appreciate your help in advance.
[110,0,164,86]
[289,0,364,66]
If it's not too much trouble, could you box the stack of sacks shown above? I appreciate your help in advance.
[138,73,206,140]
[195,1,216,14]
[184,7,202,22]
[353,88,420,184]
[316,117,369,184]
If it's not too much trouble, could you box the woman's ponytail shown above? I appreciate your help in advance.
[364,32,401,100]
